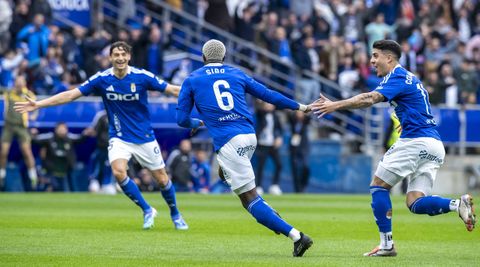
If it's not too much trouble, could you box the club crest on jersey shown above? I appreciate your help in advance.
[130,83,136,92]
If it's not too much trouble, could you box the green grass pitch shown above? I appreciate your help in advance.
[0,193,478,266]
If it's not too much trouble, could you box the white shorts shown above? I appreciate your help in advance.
[375,137,445,195]
[217,134,257,195]
[108,138,165,170]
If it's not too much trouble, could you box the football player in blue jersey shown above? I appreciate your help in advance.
[312,40,476,256]
[176,39,313,257]
[14,41,188,230]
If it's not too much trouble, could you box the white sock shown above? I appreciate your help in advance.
[288,228,301,242]
[28,168,37,181]
[0,168,5,179]
[449,199,460,212]
[379,232,393,249]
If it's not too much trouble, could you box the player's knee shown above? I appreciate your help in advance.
[152,169,169,187]
[111,168,127,181]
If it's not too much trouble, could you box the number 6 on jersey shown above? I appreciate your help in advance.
[213,80,234,111]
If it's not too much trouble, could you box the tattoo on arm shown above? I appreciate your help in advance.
[338,91,384,110]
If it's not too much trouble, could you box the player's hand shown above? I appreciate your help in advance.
[14,95,38,114]
[190,120,204,136]
[311,94,336,118]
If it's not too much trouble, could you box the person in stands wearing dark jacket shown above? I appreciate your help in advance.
[32,122,86,192]
[85,110,115,194]
[255,101,283,195]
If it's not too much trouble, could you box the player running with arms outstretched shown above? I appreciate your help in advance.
[14,41,188,230]
[312,40,476,257]
[176,39,313,257]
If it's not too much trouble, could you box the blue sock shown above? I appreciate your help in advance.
[370,186,392,233]
[247,196,293,236]
[160,180,179,217]
[120,177,151,213]
[409,196,452,216]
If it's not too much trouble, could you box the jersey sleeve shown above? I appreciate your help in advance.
[243,73,299,110]
[176,78,202,128]
[78,73,100,96]
[374,75,404,102]
[145,71,167,92]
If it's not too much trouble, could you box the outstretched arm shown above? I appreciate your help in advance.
[245,75,310,112]
[311,91,384,118]
[14,88,83,113]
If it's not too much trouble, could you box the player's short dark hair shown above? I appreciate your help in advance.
[373,40,402,60]
[110,41,131,55]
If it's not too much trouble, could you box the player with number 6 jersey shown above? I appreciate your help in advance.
[177,39,313,257]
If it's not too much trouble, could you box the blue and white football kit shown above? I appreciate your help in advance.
[79,66,183,229]
[177,63,303,239]
[177,63,299,193]
[369,65,458,251]
[373,64,444,195]
[79,67,167,170]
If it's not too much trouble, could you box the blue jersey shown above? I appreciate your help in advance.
[374,65,441,140]
[78,66,167,144]
[177,63,299,151]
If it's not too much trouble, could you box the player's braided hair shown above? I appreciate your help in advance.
[202,39,226,63]
[110,41,132,55]
[373,40,402,60]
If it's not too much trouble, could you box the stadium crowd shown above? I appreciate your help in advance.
[1,0,480,192]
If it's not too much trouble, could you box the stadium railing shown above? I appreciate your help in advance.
[98,0,376,151]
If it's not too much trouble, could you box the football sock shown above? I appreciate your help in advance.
[0,168,5,179]
[380,232,394,249]
[449,199,460,211]
[160,180,179,217]
[370,186,392,233]
[247,196,293,237]
[119,177,151,213]
[288,228,301,242]
[409,196,452,215]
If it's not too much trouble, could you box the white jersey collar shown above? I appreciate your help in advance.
[205,63,223,67]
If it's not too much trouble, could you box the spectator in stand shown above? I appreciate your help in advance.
[456,59,479,104]
[0,49,25,89]
[85,110,115,194]
[166,139,193,192]
[28,0,52,24]
[129,16,150,69]
[399,40,417,74]
[269,26,292,88]
[117,0,136,26]
[204,0,232,40]
[32,122,86,192]
[9,1,30,49]
[292,36,321,104]
[82,29,111,76]
[0,75,37,191]
[365,13,395,54]
[0,0,12,55]
[16,14,50,64]
[37,46,64,94]
[288,110,310,193]
[438,62,458,107]
[191,149,211,193]
[339,4,365,44]
[424,70,444,105]
[146,25,166,76]
[255,101,283,195]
